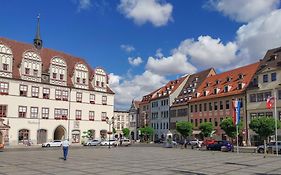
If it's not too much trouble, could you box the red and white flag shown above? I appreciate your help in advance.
[266,96,274,109]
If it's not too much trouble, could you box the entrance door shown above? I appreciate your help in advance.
[54,126,66,140]
[72,130,80,143]
[18,129,29,143]
[37,129,47,144]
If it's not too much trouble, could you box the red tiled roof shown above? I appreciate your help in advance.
[139,88,160,105]
[150,75,188,101]
[172,68,216,107]
[0,37,114,94]
[189,62,260,102]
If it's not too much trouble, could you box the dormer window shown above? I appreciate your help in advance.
[226,77,231,82]
[34,69,38,77]
[238,83,242,90]
[238,74,244,80]
[214,88,218,94]
[203,91,207,96]
[206,82,209,87]
[25,68,30,75]
[60,74,64,80]
[224,86,228,92]
[3,64,8,71]
[215,80,220,85]
[53,73,57,79]
[76,77,80,83]
[83,78,86,84]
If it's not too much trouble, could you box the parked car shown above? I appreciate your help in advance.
[42,140,62,147]
[257,141,281,153]
[120,139,131,146]
[100,139,118,146]
[203,139,217,146]
[84,139,100,146]
[206,140,233,152]
[0,143,4,149]
[188,139,203,147]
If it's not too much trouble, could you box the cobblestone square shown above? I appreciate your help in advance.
[1,146,281,175]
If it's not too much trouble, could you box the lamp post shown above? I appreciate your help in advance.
[106,116,114,149]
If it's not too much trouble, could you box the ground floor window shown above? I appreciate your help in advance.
[100,130,107,140]
[18,129,29,143]
[72,130,80,143]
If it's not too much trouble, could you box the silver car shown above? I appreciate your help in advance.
[84,139,100,146]
[257,141,281,153]
[42,140,62,147]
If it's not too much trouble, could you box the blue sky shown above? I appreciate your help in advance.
[1,0,281,110]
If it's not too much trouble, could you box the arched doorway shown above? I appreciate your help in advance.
[37,129,47,144]
[54,126,66,140]
[0,131,3,144]
[18,129,29,143]
[131,131,135,140]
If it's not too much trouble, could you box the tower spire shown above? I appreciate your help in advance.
[34,14,43,49]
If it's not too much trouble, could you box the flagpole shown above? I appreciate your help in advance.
[274,89,278,156]
[236,124,239,154]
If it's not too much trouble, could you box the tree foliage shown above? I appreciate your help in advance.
[139,126,154,137]
[220,117,243,138]
[249,117,281,140]
[176,121,193,138]
[199,122,214,138]
[122,128,130,138]
[82,130,94,139]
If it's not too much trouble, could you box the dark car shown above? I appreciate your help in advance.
[207,140,233,152]
[154,139,164,144]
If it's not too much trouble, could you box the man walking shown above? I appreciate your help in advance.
[62,139,70,160]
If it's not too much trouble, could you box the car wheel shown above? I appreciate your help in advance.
[46,144,50,147]
[88,143,91,146]
[258,148,264,153]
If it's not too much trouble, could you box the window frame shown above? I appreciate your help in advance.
[19,85,28,96]
[31,86,39,98]
[30,107,38,119]
[18,106,27,118]
[42,107,49,119]
[0,105,7,117]
[0,82,9,94]
[75,110,82,120]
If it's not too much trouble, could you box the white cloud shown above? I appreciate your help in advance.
[155,48,164,58]
[207,0,280,22]
[146,35,238,75]
[77,0,92,11]
[109,71,167,110]
[128,56,143,66]
[120,44,135,53]
[118,0,173,27]
[236,9,281,62]
[179,36,238,69]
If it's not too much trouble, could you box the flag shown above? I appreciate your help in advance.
[232,99,241,125]
[266,96,274,109]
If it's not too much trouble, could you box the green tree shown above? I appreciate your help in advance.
[82,130,94,139]
[122,128,130,138]
[249,117,281,141]
[176,121,193,139]
[112,127,116,134]
[199,122,214,139]
[139,126,154,142]
[220,117,243,139]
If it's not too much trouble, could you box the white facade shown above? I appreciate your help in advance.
[113,111,129,138]
[0,38,114,146]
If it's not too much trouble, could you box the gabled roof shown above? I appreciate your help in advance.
[139,88,160,105]
[189,62,260,102]
[172,68,216,107]
[150,75,188,101]
[256,46,281,73]
[0,37,114,94]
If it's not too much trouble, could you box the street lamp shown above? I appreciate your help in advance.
[106,116,114,149]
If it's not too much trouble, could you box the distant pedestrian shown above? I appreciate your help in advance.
[62,139,70,160]
[184,139,187,148]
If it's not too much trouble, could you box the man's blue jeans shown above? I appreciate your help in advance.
[63,146,68,160]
